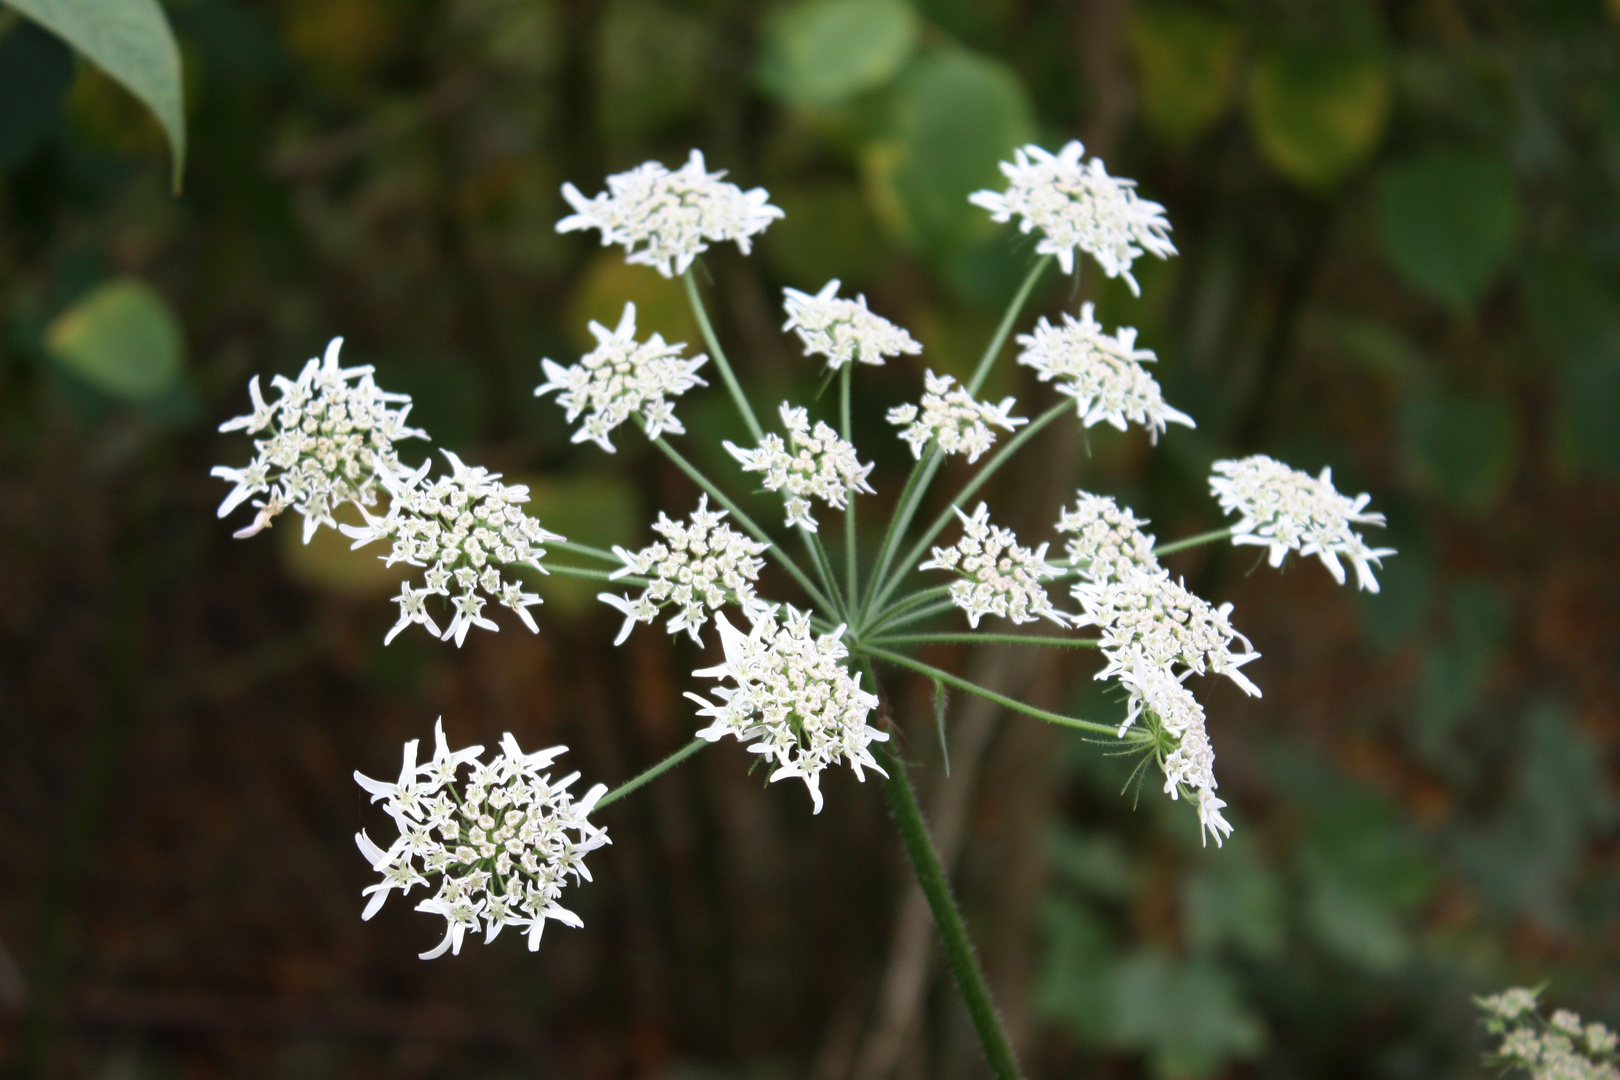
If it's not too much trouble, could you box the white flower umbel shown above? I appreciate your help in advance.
[781,279,922,369]
[1072,568,1260,696]
[685,607,887,814]
[1117,653,1232,847]
[213,337,428,543]
[597,495,770,646]
[1016,303,1193,442]
[1477,988,1620,1080]
[969,141,1175,295]
[1055,491,1160,584]
[535,302,708,453]
[920,502,1070,629]
[886,370,1026,464]
[342,452,563,647]
[353,720,609,959]
[726,403,875,531]
[557,150,783,278]
[1209,455,1396,593]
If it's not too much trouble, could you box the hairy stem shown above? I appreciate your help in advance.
[1153,526,1235,557]
[801,527,848,623]
[968,254,1052,395]
[595,738,707,810]
[861,447,942,624]
[861,645,1119,737]
[867,598,959,638]
[873,632,1101,649]
[842,364,858,606]
[862,584,953,637]
[683,269,763,443]
[546,563,648,585]
[551,539,623,564]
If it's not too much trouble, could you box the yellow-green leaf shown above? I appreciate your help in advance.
[46,277,184,402]
[1247,47,1388,190]
[758,0,917,109]
[1129,4,1243,145]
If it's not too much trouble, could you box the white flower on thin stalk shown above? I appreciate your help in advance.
[1016,304,1193,442]
[781,280,922,369]
[212,337,428,543]
[557,150,783,278]
[341,452,563,647]
[597,495,770,646]
[354,719,610,959]
[886,370,1026,464]
[685,607,887,814]
[1116,652,1232,847]
[920,502,1070,629]
[1476,988,1620,1080]
[726,403,875,532]
[1055,491,1160,584]
[535,302,708,453]
[1209,455,1396,593]
[969,140,1175,295]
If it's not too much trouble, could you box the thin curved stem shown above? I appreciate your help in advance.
[596,738,706,810]
[862,584,953,636]
[545,563,648,586]
[550,539,622,564]
[1153,526,1235,557]
[841,364,858,605]
[866,598,959,637]
[861,446,942,623]
[800,527,847,623]
[873,632,1101,649]
[683,269,763,443]
[968,253,1052,395]
[860,644,1119,737]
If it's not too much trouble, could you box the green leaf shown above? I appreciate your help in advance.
[4,0,186,191]
[1377,149,1520,312]
[1111,951,1267,1079]
[1400,377,1520,512]
[45,277,184,402]
[758,0,917,109]
[1128,4,1243,145]
[0,18,74,168]
[1181,839,1284,960]
[1246,46,1388,190]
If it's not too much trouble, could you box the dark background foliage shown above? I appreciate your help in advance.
[2,0,1619,1077]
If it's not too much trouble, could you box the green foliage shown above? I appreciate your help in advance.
[758,0,918,110]
[594,0,708,143]
[1128,4,1243,146]
[1377,149,1521,312]
[1400,377,1521,512]
[0,19,73,168]
[45,277,183,403]
[1246,46,1389,189]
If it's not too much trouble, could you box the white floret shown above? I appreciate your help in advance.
[886,370,1026,463]
[726,403,874,531]
[782,279,921,369]
[919,502,1069,629]
[1054,491,1160,583]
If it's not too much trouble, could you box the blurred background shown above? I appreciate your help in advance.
[3,0,1620,1077]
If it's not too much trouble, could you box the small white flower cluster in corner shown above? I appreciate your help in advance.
[212,337,427,543]
[970,140,1175,295]
[1209,455,1396,592]
[1055,491,1160,584]
[887,370,1026,464]
[1117,654,1231,846]
[726,403,875,531]
[687,608,887,814]
[353,720,609,960]
[598,495,769,646]
[1016,303,1193,442]
[1477,986,1620,1080]
[535,302,708,453]
[920,503,1069,628]
[781,280,922,369]
[342,452,562,647]
[557,150,783,278]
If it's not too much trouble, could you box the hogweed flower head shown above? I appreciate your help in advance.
[920,502,1069,629]
[353,720,609,959]
[557,150,782,278]
[598,495,769,646]
[212,337,427,543]
[685,607,887,814]
[1016,303,1193,442]
[1055,491,1160,583]
[781,279,922,369]
[1476,988,1620,1080]
[1209,455,1396,592]
[887,370,1026,463]
[1117,653,1231,847]
[726,403,875,531]
[969,141,1175,294]
[341,452,562,647]
[536,302,708,453]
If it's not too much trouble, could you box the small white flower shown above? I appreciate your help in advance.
[1209,455,1396,593]
[1116,652,1231,847]
[557,150,783,278]
[919,502,1070,629]
[597,495,770,646]
[535,302,708,453]
[1055,491,1159,583]
[969,140,1175,294]
[341,451,563,647]
[726,403,874,531]
[781,280,922,369]
[212,337,428,543]
[353,719,610,959]
[1016,303,1193,442]
[886,370,1026,464]
[685,607,887,814]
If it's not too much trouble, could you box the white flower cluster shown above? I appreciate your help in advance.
[212,337,427,543]
[536,302,708,453]
[342,452,562,647]
[598,496,769,646]
[1016,304,1193,442]
[781,280,922,369]
[686,608,886,814]
[1209,455,1396,593]
[920,503,1069,628]
[353,721,609,960]
[726,403,875,531]
[557,150,783,278]
[1478,987,1620,1080]
[1117,654,1231,846]
[887,370,1026,464]
[969,141,1175,294]
[1055,491,1160,584]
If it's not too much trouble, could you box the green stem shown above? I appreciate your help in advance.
[1153,526,1235,557]
[874,633,1101,649]
[861,446,942,623]
[551,539,623,564]
[863,584,953,636]
[595,738,707,810]
[683,269,763,443]
[867,598,959,637]
[861,644,1119,737]
[545,563,648,585]
[841,364,858,606]
[801,527,847,622]
[967,254,1051,395]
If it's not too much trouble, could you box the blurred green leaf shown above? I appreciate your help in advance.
[1561,352,1620,475]
[1247,47,1388,190]
[1048,826,1136,901]
[764,184,890,288]
[5,0,186,190]
[1111,951,1267,1079]
[1128,4,1242,145]
[594,0,707,141]
[758,0,917,109]
[1417,579,1510,761]
[1377,150,1520,312]
[1400,378,1520,512]
[1034,897,1118,1043]
[1181,840,1284,960]
[0,18,73,168]
[45,277,183,402]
